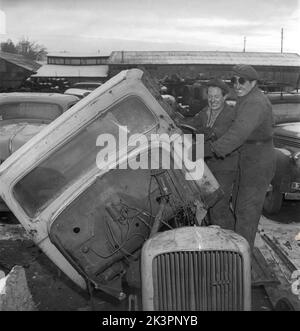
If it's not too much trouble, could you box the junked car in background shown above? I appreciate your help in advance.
[0,69,251,311]
[64,81,103,99]
[0,92,79,211]
[64,88,91,99]
[263,93,300,214]
[71,81,103,90]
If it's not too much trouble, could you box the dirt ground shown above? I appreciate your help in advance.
[1,199,299,311]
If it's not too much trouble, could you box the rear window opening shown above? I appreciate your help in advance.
[0,102,62,121]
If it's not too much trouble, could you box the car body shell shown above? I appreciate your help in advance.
[0,92,79,210]
[272,122,300,194]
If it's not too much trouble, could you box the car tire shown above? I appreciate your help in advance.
[263,186,283,215]
[274,298,295,311]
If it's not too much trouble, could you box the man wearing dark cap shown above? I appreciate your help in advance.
[205,64,275,251]
[183,78,238,230]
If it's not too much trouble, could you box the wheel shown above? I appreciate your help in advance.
[274,298,295,311]
[263,185,283,215]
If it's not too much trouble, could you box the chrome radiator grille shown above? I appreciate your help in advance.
[153,251,244,311]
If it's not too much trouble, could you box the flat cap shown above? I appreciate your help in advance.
[206,78,230,94]
[232,64,259,81]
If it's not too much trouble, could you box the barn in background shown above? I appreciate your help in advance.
[32,53,109,85]
[0,51,41,91]
[108,51,300,89]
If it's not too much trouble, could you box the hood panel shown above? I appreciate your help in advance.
[275,122,300,139]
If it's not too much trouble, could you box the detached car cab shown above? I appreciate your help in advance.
[0,92,79,210]
[0,70,251,310]
[263,93,300,214]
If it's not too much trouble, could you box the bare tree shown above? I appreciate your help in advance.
[16,38,47,61]
[0,39,18,53]
[1,38,47,61]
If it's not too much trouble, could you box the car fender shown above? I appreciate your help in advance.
[272,147,292,192]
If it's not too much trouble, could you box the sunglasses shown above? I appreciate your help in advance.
[231,77,248,85]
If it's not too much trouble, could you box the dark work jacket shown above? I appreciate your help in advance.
[185,104,239,171]
[211,86,274,157]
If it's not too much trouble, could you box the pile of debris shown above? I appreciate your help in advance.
[0,265,37,311]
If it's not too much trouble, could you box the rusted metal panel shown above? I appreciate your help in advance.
[0,266,37,311]
[251,247,280,287]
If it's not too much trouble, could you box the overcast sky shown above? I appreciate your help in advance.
[0,0,299,55]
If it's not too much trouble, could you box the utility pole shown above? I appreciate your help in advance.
[280,28,284,96]
[243,36,246,52]
[281,28,284,53]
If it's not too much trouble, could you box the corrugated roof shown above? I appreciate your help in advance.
[0,51,41,72]
[48,52,110,58]
[32,64,109,77]
[108,51,300,67]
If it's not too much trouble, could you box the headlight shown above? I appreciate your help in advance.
[292,152,300,166]
[293,152,300,160]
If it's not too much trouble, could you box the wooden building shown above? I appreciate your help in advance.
[32,53,109,84]
[0,51,41,90]
[108,51,300,89]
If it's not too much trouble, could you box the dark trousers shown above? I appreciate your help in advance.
[232,143,275,251]
[209,170,237,231]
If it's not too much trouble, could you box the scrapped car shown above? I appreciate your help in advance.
[0,92,79,211]
[0,69,251,311]
[263,93,300,214]
[71,81,103,91]
[64,88,91,99]
[64,82,104,99]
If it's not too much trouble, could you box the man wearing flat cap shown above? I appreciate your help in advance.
[205,64,275,251]
[183,78,238,230]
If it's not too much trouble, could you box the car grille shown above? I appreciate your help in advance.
[153,251,244,311]
[274,136,300,150]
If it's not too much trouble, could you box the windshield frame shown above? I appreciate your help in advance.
[0,69,180,230]
[12,94,159,218]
